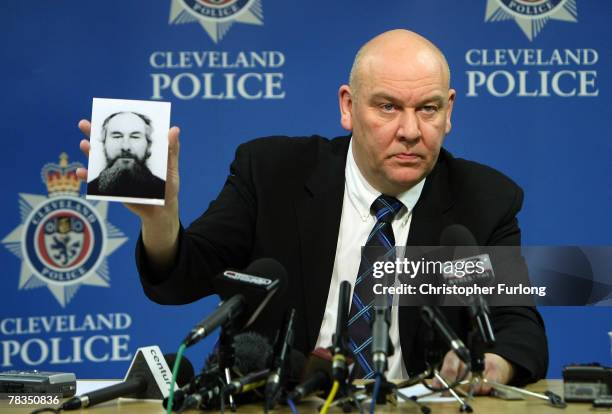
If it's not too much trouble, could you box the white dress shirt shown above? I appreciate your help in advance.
[314,139,425,379]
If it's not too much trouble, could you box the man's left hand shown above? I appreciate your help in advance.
[432,351,515,395]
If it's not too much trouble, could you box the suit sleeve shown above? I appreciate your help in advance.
[487,185,549,385]
[135,143,257,305]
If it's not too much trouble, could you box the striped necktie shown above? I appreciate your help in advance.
[348,195,403,378]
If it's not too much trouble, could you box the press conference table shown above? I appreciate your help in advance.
[0,380,597,413]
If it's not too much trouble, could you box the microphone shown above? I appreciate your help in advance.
[371,301,393,376]
[231,331,274,374]
[469,295,495,346]
[184,295,244,347]
[62,347,193,410]
[331,281,351,381]
[223,350,304,402]
[265,308,297,409]
[225,369,270,395]
[421,306,471,364]
[288,348,333,403]
[179,332,274,410]
[181,370,271,410]
[159,355,199,411]
[440,224,495,346]
[184,258,288,347]
[182,333,305,410]
[163,354,195,387]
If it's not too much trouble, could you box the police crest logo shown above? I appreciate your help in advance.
[169,0,264,43]
[485,0,578,40]
[2,153,127,307]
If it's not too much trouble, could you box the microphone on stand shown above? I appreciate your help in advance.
[183,295,244,347]
[62,348,193,410]
[440,224,496,346]
[288,348,334,403]
[183,258,288,348]
[421,305,471,365]
[331,281,351,381]
[184,369,272,410]
[181,259,287,412]
[178,331,274,411]
[469,295,495,347]
[371,301,393,376]
[177,335,306,412]
[265,308,297,409]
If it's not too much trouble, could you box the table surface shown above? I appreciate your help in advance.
[0,380,599,413]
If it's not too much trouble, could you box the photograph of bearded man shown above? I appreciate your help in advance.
[87,111,166,201]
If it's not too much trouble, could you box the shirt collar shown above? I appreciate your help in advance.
[346,138,425,221]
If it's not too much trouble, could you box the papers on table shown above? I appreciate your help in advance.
[76,380,121,395]
[397,383,457,403]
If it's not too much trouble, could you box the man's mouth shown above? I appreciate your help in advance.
[108,156,139,170]
[115,153,137,160]
[392,152,422,161]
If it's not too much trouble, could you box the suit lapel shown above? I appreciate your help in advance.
[294,136,350,349]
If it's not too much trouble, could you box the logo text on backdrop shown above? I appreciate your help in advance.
[157,0,286,100]
[467,0,598,98]
[1,154,132,368]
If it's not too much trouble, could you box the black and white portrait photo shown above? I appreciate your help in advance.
[86,98,170,205]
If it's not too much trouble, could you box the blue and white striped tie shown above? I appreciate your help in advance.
[348,195,403,378]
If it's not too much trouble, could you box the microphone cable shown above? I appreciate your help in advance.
[166,342,187,414]
[369,374,382,414]
[320,380,340,414]
[286,397,299,414]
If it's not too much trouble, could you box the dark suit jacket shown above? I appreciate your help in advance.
[136,135,548,384]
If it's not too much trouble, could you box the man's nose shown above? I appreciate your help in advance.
[397,110,421,142]
[120,136,132,152]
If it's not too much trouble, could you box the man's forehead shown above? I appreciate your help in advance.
[107,112,145,129]
[359,59,449,103]
[364,48,446,82]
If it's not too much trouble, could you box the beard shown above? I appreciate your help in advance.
[97,155,152,194]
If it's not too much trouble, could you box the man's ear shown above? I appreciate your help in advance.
[338,85,354,131]
[145,134,153,160]
[445,89,456,135]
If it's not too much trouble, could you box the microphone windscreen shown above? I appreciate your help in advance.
[163,353,195,387]
[213,258,289,333]
[243,258,289,297]
[440,224,478,246]
[215,258,288,300]
[440,224,480,260]
[232,331,273,374]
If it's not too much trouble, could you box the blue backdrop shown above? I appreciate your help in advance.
[1,0,610,379]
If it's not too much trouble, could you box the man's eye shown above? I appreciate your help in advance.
[421,105,438,113]
[111,133,123,139]
[380,103,395,112]
[130,133,143,139]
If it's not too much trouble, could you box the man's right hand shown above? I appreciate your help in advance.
[76,119,181,271]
